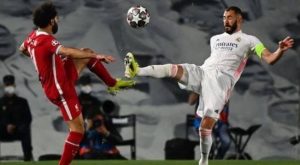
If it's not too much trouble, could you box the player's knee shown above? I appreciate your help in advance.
[68,120,85,134]
[170,64,182,78]
[201,116,217,129]
[170,64,178,77]
[77,122,85,133]
[71,125,85,134]
[173,65,187,82]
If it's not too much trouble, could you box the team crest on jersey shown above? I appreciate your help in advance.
[51,39,59,46]
[236,37,241,42]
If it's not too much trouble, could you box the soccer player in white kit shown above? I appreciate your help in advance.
[124,6,294,165]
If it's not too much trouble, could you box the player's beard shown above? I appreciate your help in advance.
[224,21,237,34]
[52,21,58,34]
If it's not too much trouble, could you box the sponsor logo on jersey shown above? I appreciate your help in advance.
[215,42,238,51]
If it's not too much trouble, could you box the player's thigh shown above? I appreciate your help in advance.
[72,48,95,75]
[51,87,83,124]
[201,90,226,122]
[177,64,203,92]
[202,71,231,117]
[174,64,184,81]
[73,58,90,75]
[64,58,80,83]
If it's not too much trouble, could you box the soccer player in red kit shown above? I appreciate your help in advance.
[19,2,134,164]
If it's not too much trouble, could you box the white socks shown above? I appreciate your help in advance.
[199,128,212,165]
[138,64,177,78]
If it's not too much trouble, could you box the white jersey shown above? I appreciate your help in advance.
[178,30,265,119]
[178,31,264,119]
[202,30,262,84]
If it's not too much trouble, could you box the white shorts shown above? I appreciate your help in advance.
[178,64,233,120]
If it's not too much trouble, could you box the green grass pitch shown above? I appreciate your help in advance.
[1,160,300,165]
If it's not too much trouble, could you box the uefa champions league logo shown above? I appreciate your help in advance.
[51,39,59,46]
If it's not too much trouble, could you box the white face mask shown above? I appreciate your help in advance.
[4,86,15,95]
[80,85,92,94]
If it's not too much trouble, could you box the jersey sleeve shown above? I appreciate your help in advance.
[44,36,62,55]
[210,36,216,51]
[249,35,266,58]
[22,31,35,50]
[20,38,30,57]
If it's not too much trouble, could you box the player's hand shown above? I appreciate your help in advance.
[80,48,115,63]
[279,36,294,52]
[96,54,115,63]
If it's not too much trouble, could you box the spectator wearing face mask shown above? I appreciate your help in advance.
[0,75,33,161]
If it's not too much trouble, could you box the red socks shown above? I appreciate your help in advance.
[87,58,116,87]
[59,132,83,165]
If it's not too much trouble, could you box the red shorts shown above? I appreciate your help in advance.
[49,58,82,121]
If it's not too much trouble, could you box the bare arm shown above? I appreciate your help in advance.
[261,36,294,65]
[19,42,30,57]
[58,46,115,63]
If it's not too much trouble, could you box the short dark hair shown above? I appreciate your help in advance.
[3,75,15,85]
[225,6,242,16]
[33,2,57,28]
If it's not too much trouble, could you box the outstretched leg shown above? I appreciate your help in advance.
[199,116,216,165]
[72,49,135,94]
[86,58,116,86]
[124,52,187,83]
[72,48,116,87]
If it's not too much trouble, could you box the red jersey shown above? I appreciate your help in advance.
[22,30,80,120]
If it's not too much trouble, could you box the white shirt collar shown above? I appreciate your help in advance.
[224,30,242,35]
[36,29,50,36]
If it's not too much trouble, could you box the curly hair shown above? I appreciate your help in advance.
[33,2,57,28]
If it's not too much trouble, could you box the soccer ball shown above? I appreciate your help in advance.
[126,5,150,28]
